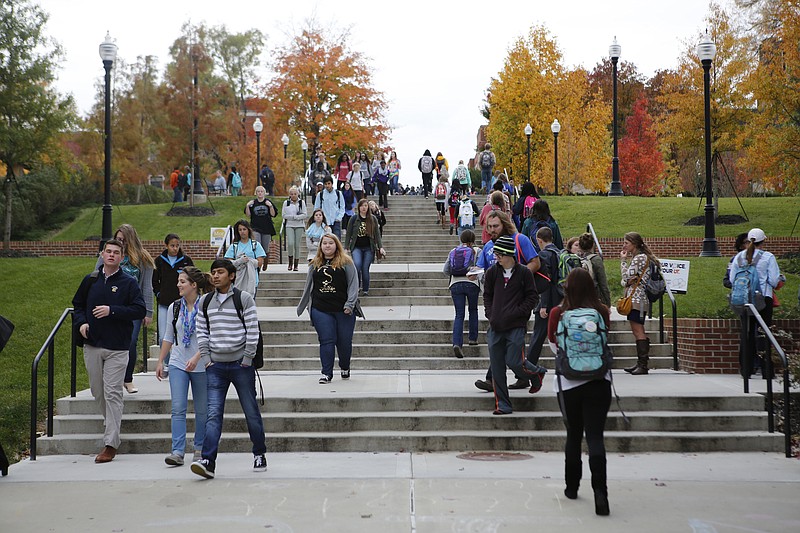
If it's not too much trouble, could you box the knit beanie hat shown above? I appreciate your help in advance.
[493,235,516,256]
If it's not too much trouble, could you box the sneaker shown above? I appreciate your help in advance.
[468,340,478,346]
[508,379,529,390]
[164,453,184,466]
[341,369,350,380]
[319,375,332,384]
[453,346,464,359]
[191,459,215,479]
[449,225,454,235]
[193,450,202,462]
[474,379,493,392]
[363,291,369,297]
[253,454,268,472]
[529,372,546,394]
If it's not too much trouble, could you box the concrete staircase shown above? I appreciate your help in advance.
[37,194,784,456]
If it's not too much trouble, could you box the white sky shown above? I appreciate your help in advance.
[37,0,724,185]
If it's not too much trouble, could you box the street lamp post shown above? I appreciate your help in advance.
[551,119,560,195]
[301,139,309,198]
[524,123,532,183]
[282,134,289,159]
[698,31,720,257]
[99,32,117,243]
[253,118,263,187]
[608,37,624,197]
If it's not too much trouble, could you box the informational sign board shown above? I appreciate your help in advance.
[210,227,228,247]
[659,259,690,294]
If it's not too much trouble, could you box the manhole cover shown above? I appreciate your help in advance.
[457,452,533,461]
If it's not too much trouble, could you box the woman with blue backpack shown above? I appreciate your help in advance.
[443,229,481,358]
[547,267,612,516]
[728,228,782,378]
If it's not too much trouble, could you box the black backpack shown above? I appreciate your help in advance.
[200,288,264,368]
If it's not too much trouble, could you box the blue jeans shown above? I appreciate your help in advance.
[450,282,479,347]
[391,175,399,193]
[168,366,208,455]
[311,307,356,378]
[331,220,342,240]
[352,247,375,292]
[488,327,546,413]
[125,319,142,383]
[202,361,266,461]
[481,169,492,191]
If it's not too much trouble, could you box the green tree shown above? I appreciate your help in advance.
[0,0,75,249]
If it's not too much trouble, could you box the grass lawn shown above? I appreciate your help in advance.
[49,196,288,242]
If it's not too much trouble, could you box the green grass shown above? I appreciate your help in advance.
[49,196,287,242]
[542,196,800,240]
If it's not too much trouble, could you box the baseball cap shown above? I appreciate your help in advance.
[493,235,516,256]
[747,228,766,243]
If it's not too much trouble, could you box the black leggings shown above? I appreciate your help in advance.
[561,379,611,493]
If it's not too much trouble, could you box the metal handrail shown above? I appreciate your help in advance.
[585,222,603,257]
[657,285,679,370]
[215,225,234,258]
[30,308,76,461]
[744,303,791,458]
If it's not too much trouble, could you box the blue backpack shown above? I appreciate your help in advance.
[728,252,765,315]
[448,246,475,277]
[555,308,611,380]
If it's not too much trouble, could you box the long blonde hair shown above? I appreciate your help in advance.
[115,224,154,269]
[310,234,353,270]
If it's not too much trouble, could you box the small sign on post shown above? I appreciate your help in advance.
[659,259,690,294]
[210,227,227,247]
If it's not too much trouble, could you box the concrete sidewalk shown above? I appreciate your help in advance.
[2,450,798,532]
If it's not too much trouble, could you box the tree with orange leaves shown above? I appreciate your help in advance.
[618,95,665,196]
[265,21,389,158]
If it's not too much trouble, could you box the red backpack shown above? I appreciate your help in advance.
[523,195,537,218]
[435,182,447,200]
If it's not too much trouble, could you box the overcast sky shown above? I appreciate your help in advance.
[37,0,725,185]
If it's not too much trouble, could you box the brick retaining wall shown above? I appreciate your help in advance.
[665,318,800,374]
[10,237,798,260]
[8,239,282,263]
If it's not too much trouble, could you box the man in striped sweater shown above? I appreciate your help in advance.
[191,259,267,479]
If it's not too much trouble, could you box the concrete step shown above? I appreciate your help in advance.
[51,410,768,435]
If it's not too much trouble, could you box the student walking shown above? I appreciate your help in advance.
[224,220,267,298]
[443,230,481,358]
[483,235,547,414]
[548,268,612,516]
[305,209,332,262]
[153,233,194,346]
[73,239,146,463]
[245,186,277,271]
[283,186,308,271]
[345,199,385,296]
[156,266,211,467]
[191,259,266,479]
[297,234,363,383]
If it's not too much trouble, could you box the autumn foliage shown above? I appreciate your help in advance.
[618,96,665,196]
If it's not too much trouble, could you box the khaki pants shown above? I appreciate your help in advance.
[83,345,127,449]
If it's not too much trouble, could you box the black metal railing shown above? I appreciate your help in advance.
[585,223,603,257]
[30,308,77,461]
[743,303,791,458]
[657,285,679,370]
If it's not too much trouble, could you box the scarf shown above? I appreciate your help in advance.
[180,297,199,348]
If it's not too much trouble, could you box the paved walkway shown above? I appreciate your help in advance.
[2,450,799,532]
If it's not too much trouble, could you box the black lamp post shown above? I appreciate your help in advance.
[99,32,117,242]
[301,139,309,198]
[253,118,263,184]
[524,123,532,183]
[698,31,720,257]
[282,134,289,159]
[551,119,560,195]
[608,37,624,197]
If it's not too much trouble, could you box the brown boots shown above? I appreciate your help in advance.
[288,256,293,270]
[625,338,650,375]
[287,257,299,271]
[293,259,299,271]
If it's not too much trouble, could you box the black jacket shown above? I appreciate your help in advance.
[73,269,146,350]
[483,261,539,332]
[153,251,194,306]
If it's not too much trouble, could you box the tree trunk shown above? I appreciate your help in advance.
[3,176,12,251]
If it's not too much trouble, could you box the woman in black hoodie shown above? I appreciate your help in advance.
[153,233,194,347]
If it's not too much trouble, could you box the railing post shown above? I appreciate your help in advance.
[658,296,664,344]
[141,324,148,373]
[70,313,77,397]
[47,342,54,437]
[765,343,774,433]
[784,366,792,458]
[30,362,38,461]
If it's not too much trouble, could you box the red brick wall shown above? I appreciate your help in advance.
[597,237,799,258]
[8,240,282,263]
[665,318,800,374]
